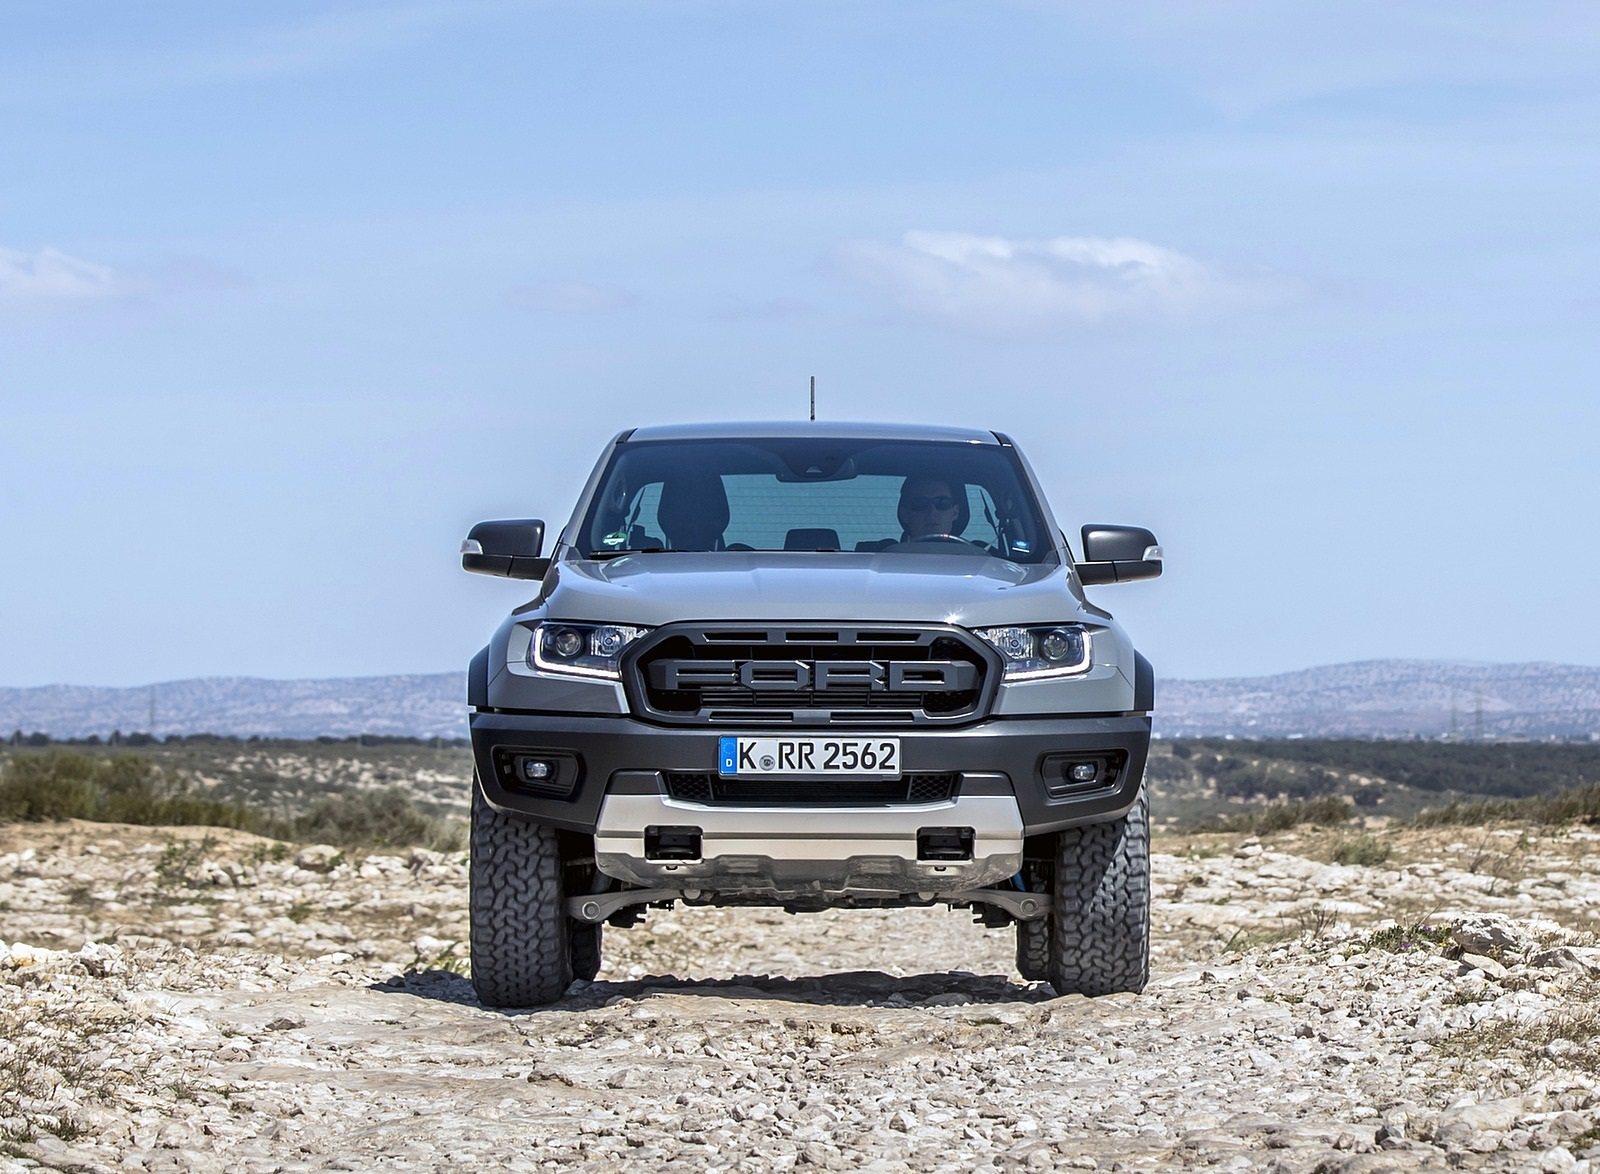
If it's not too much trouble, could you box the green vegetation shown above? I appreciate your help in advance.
[0,997,140,1149]
[0,736,472,816]
[286,787,464,853]
[0,749,464,851]
[408,938,470,975]
[1361,919,1453,953]
[1331,833,1393,866]
[1220,924,1301,953]
[1188,795,1355,835]
[155,835,221,888]
[5,731,466,749]
[1150,738,1600,830]
[1409,783,1600,829]
[0,750,263,830]
[1168,738,1600,799]
[1437,1000,1600,1067]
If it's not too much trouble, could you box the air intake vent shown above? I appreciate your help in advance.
[663,771,958,807]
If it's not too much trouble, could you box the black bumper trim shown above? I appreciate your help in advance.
[469,710,1150,835]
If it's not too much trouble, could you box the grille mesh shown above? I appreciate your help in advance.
[629,624,993,726]
[664,771,958,806]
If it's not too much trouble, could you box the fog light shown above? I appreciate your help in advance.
[493,748,582,800]
[1039,751,1125,799]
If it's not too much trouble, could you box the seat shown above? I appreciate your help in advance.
[657,474,730,551]
[784,527,840,551]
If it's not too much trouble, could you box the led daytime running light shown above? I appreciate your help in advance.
[974,624,1092,680]
[530,622,650,679]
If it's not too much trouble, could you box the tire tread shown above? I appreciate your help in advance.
[1046,790,1151,997]
[468,781,573,1007]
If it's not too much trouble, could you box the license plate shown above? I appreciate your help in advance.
[718,736,900,777]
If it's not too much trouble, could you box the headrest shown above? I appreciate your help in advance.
[657,474,730,551]
[784,528,841,551]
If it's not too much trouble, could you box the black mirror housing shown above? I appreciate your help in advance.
[462,519,549,579]
[1077,524,1162,585]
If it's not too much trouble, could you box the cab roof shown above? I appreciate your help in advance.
[622,420,1002,444]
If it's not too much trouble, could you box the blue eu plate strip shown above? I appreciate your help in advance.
[718,736,737,775]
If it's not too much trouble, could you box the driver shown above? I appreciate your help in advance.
[897,476,966,541]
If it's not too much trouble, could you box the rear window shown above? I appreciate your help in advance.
[578,438,1052,563]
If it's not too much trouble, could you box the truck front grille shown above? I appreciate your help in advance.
[625,624,997,726]
[664,771,958,806]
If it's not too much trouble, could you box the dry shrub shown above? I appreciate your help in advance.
[0,751,261,831]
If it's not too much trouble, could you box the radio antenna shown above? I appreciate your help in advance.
[809,375,815,421]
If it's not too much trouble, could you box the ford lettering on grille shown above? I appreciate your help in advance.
[625,623,998,725]
[647,659,978,693]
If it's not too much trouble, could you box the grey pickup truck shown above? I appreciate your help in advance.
[461,421,1162,1005]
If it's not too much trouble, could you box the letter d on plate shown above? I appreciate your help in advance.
[718,737,738,775]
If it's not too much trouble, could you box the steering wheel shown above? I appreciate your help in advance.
[903,533,972,545]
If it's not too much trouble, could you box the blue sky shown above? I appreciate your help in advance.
[2,1,1597,687]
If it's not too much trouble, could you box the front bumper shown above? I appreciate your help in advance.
[469,709,1151,839]
[592,782,1024,894]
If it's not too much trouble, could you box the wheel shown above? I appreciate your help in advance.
[1046,789,1150,997]
[468,776,573,1007]
[1015,857,1052,982]
[1016,915,1050,983]
[569,920,603,982]
[902,532,971,545]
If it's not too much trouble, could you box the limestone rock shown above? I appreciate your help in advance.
[4,820,1600,1170]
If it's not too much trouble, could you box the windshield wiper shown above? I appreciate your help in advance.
[586,548,671,560]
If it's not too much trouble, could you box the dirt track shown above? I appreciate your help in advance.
[4,822,1600,1171]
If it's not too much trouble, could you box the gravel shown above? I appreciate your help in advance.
[3,821,1599,1171]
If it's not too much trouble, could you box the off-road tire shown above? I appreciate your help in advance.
[569,921,603,983]
[1014,861,1052,982]
[1046,788,1150,997]
[1016,915,1050,983]
[469,778,572,1007]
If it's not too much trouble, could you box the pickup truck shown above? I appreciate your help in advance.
[462,421,1161,1005]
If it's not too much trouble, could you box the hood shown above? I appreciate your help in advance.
[529,551,1106,628]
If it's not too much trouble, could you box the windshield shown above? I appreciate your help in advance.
[577,438,1053,563]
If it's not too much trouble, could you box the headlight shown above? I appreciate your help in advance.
[973,624,1092,680]
[529,622,651,679]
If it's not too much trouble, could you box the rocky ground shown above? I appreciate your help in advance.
[3,820,1600,1172]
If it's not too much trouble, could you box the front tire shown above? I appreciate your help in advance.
[569,921,603,983]
[468,777,573,1007]
[1016,915,1050,983]
[1046,789,1151,997]
[1015,861,1052,982]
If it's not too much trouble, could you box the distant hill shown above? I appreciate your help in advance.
[1158,660,1600,740]
[1,660,1597,741]
[0,674,467,740]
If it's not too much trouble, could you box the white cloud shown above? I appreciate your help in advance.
[508,281,640,314]
[0,246,123,307]
[836,231,1301,338]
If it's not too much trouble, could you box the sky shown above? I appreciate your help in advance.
[2,0,1598,687]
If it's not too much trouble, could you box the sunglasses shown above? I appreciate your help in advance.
[905,495,958,511]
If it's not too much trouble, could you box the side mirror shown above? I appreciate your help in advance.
[1076,525,1163,585]
[461,519,549,580]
